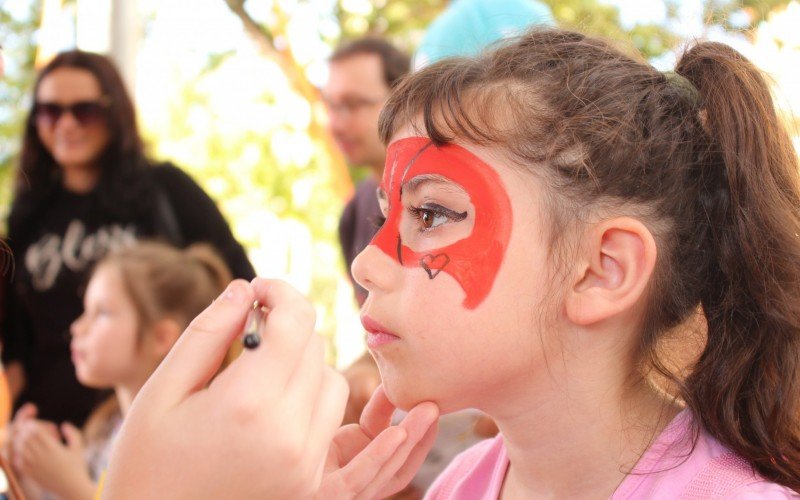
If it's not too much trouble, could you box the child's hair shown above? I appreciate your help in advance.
[84,241,236,443]
[379,28,800,487]
[99,241,232,337]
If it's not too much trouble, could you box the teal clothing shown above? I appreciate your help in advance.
[414,0,555,69]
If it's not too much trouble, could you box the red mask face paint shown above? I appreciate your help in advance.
[370,136,512,309]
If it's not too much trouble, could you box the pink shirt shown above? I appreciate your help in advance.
[425,410,798,499]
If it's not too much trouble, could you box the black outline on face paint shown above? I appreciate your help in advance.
[388,142,432,268]
[420,253,451,279]
[396,235,404,265]
[400,142,433,181]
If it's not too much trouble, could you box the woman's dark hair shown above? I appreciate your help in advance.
[380,28,800,488]
[10,50,150,240]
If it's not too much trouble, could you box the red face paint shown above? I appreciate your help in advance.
[370,137,512,309]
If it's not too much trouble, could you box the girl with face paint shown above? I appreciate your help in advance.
[350,28,800,497]
[99,27,800,499]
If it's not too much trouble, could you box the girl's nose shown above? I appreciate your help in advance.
[70,314,86,338]
[351,244,402,297]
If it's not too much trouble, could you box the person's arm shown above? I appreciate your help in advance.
[102,279,438,499]
[3,362,25,402]
[10,404,95,500]
[154,164,256,280]
[0,239,32,401]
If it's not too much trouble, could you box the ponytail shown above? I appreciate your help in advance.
[676,42,800,487]
[101,241,233,334]
[379,28,800,487]
[185,244,233,293]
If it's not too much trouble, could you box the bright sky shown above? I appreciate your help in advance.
[610,0,670,27]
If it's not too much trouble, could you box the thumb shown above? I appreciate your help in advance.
[13,403,37,422]
[134,279,254,409]
[61,422,83,451]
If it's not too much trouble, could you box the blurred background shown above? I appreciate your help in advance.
[1,0,798,368]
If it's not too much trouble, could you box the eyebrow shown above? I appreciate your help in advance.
[401,174,465,196]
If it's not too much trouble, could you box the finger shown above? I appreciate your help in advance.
[40,420,60,440]
[360,402,439,500]
[16,426,46,459]
[13,448,31,473]
[26,422,58,449]
[283,332,325,428]
[358,385,397,439]
[10,424,28,455]
[61,423,83,451]
[231,279,318,391]
[13,419,38,447]
[307,367,349,461]
[316,426,407,499]
[385,408,439,494]
[140,279,254,407]
[12,403,37,423]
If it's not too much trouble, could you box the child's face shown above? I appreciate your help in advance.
[352,128,560,413]
[70,264,148,388]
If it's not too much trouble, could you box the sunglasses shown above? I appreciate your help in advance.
[33,99,110,127]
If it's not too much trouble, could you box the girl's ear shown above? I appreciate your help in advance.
[565,217,657,326]
[149,318,183,359]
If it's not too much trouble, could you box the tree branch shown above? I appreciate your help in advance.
[221,0,353,198]
[223,0,278,59]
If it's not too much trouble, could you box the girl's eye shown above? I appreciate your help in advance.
[409,204,467,231]
[418,209,446,229]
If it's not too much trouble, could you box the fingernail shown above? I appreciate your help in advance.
[222,281,247,304]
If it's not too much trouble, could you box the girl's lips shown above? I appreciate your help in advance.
[366,332,399,349]
[71,348,83,364]
[361,315,400,348]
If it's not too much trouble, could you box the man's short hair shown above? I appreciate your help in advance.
[330,38,411,88]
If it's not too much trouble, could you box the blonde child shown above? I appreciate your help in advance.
[103,27,800,498]
[10,241,234,499]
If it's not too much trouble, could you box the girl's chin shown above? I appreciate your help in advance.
[75,372,106,389]
[378,377,414,409]
[381,379,445,413]
[55,151,100,166]
[382,378,470,416]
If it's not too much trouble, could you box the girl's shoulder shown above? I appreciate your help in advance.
[424,435,507,500]
[681,450,798,499]
[614,410,799,499]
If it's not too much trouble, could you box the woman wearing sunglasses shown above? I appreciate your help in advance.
[1,50,255,429]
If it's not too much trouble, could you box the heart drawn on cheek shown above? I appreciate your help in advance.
[420,253,451,280]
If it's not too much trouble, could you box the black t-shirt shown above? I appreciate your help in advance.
[1,163,255,425]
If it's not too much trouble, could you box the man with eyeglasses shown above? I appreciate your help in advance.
[323,34,414,454]
[323,38,410,306]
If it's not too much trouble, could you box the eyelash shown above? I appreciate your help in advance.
[374,204,467,231]
[407,204,467,232]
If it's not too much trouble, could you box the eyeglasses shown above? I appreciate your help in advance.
[33,99,110,128]
[323,96,384,118]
